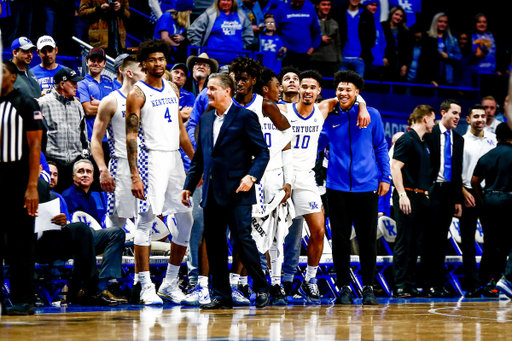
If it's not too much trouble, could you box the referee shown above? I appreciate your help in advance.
[472,122,512,296]
[0,60,43,315]
[391,105,435,298]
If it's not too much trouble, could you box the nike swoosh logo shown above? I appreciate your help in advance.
[291,120,297,123]
[277,173,282,176]
[150,94,154,97]
[333,124,340,128]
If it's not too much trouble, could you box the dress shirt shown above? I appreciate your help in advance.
[213,101,233,146]
[436,123,454,183]
[462,130,497,188]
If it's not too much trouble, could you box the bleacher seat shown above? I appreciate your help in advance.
[71,211,102,230]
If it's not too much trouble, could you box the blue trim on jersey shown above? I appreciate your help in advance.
[233,93,257,108]
[293,103,315,121]
[116,89,127,99]
[140,79,166,93]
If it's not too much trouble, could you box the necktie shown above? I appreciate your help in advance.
[444,130,452,181]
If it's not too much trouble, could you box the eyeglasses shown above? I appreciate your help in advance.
[265,22,276,26]
[195,62,210,68]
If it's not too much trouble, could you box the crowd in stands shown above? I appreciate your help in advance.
[1,0,512,315]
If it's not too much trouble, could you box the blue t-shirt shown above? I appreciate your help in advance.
[206,12,244,62]
[77,73,116,141]
[260,35,284,74]
[179,88,196,110]
[31,64,64,93]
[154,11,185,38]
[472,32,497,72]
[344,9,363,58]
[371,13,386,66]
[388,0,421,27]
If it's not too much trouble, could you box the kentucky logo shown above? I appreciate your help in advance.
[221,21,242,36]
[383,219,396,236]
[309,202,319,210]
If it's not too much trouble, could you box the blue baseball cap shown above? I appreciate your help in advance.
[11,37,35,51]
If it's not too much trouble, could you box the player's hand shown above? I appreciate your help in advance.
[378,182,390,196]
[90,95,101,107]
[357,103,371,128]
[463,189,476,207]
[399,195,411,215]
[236,175,254,193]
[281,183,291,204]
[454,204,462,217]
[100,169,116,193]
[24,185,39,217]
[131,175,146,200]
[181,190,192,206]
[51,214,68,226]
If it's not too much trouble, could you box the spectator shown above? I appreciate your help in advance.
[170,63,196,125]
[187,0,253,64]
[426,12,461,86]
[472,13,499,75]
[272,0,322,71]
[406,23,425,82]
[381,6,412,81]
[78,0,130,56]
[0,60,43,316]
[48,161,59,190]
[61,159,105,223]
[78,48,116,143]
[259,14,285,74]
[38,67,88,193]
[481,96,501,134]
[35,177,126,306]
[237,0,264,50]
[184,52,218,96]
[154,3,194,63]
[334,0,375,77]
[11,37,42,98]
[1,0,33,49]
[113,52,130,89]
[310,0,341,77]
[454,32,474,88]
[363,0,387,80]
[388,0,421,27]
[148,0,178,19]
[31,35,64,95]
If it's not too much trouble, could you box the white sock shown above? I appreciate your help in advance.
[165,263,180,286]
[198,276,208,288]
[239,276,248,286]
[270,248,282,286]
[230,273,240,287]
[271,276,281,286]
[139,271,151,287]
[305,265,318,282]
[134,273,139,285]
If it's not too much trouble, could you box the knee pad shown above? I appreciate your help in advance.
[109,215,127,229]
[134,211,155,246]
[172,211,194,247]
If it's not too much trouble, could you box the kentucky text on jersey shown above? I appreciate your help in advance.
[262,122,278,130]
[151,97,178,107]
[292,125,320,133]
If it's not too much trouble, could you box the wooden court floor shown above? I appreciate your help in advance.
[1,298,512,341]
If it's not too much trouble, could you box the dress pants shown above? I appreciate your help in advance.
[481,192,512,283]
[458,187,481,290]
[203,188,269,302]
[392,190,429,289]
[422,182,457,288]
[327,189,378,287]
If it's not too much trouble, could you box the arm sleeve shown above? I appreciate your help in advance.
[77,81,90,103]
[155,12,173,35]
[392,135,411,164]
[78,104,89,150]
[187,12,209,46]
[184,117,204,193]
[318,124,329,152]
[187,90,209,148]
[240,11,255,49]
[372,111,391,184]
[311,13,322,49]
[24,98,44,132]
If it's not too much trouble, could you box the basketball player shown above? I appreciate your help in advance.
[278,66,301,104]
[91,55,145,233]
[276,70,370,303]
[125,39,195,305]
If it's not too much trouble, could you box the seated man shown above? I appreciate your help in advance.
[35,176,127,306]
[62,159,105,222]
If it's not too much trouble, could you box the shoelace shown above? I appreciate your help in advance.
[308,283,320,297]
[232,288,247,299]
[186,286,201,295]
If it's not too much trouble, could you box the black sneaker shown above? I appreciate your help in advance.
[283,282,294,296]
[269,284,287,306]
[336,286,354,305]
[298,278,321,304]
[237,284,252,299]
[362,286,379,305]
[6,303,35,315]
[130,282,142,304]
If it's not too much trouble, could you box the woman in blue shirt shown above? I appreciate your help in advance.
[187,0,253,64]
[472,13,499,75]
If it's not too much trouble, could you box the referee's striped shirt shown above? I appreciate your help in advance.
[0,89,43,163]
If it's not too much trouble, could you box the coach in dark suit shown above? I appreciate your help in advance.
[422,99,464,297]
[182,73,270,309]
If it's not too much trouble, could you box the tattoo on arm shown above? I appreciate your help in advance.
[134,85,145,99]
[127,113,140,134]
[127,138,138,175]
[169,82,180,107]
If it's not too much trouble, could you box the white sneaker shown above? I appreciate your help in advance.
[140,283,163,305]
[232,286,250,306]
[181,285,211,306]
[157,281,186,304]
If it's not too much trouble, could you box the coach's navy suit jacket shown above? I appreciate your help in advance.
[184,103,269,207]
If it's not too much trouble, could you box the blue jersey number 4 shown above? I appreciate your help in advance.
[164,108,172,123]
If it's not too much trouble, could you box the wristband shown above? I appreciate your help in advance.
[399,192,407,198]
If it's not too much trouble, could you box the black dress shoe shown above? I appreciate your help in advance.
[255,292,270,308]
[82,293,120,306]
[428,287,454,298]
[393,288,412,298]
[465,288,482,298]
[101,290,128,304]
[410,288,423,297]
[6,303,35,315]
[200,298,233,309]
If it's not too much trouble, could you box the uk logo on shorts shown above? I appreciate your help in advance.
[309,202,319,210]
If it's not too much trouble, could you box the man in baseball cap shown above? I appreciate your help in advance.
[33,35,65,94]
[10,37,42,98]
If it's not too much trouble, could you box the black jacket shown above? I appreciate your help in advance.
[334,4,376,63]
[381,21,413,74]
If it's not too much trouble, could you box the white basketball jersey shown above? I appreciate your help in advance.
[107,90,128,159]
[136,80,180,152]
[234,94,288,171]
[287,102,324,171]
